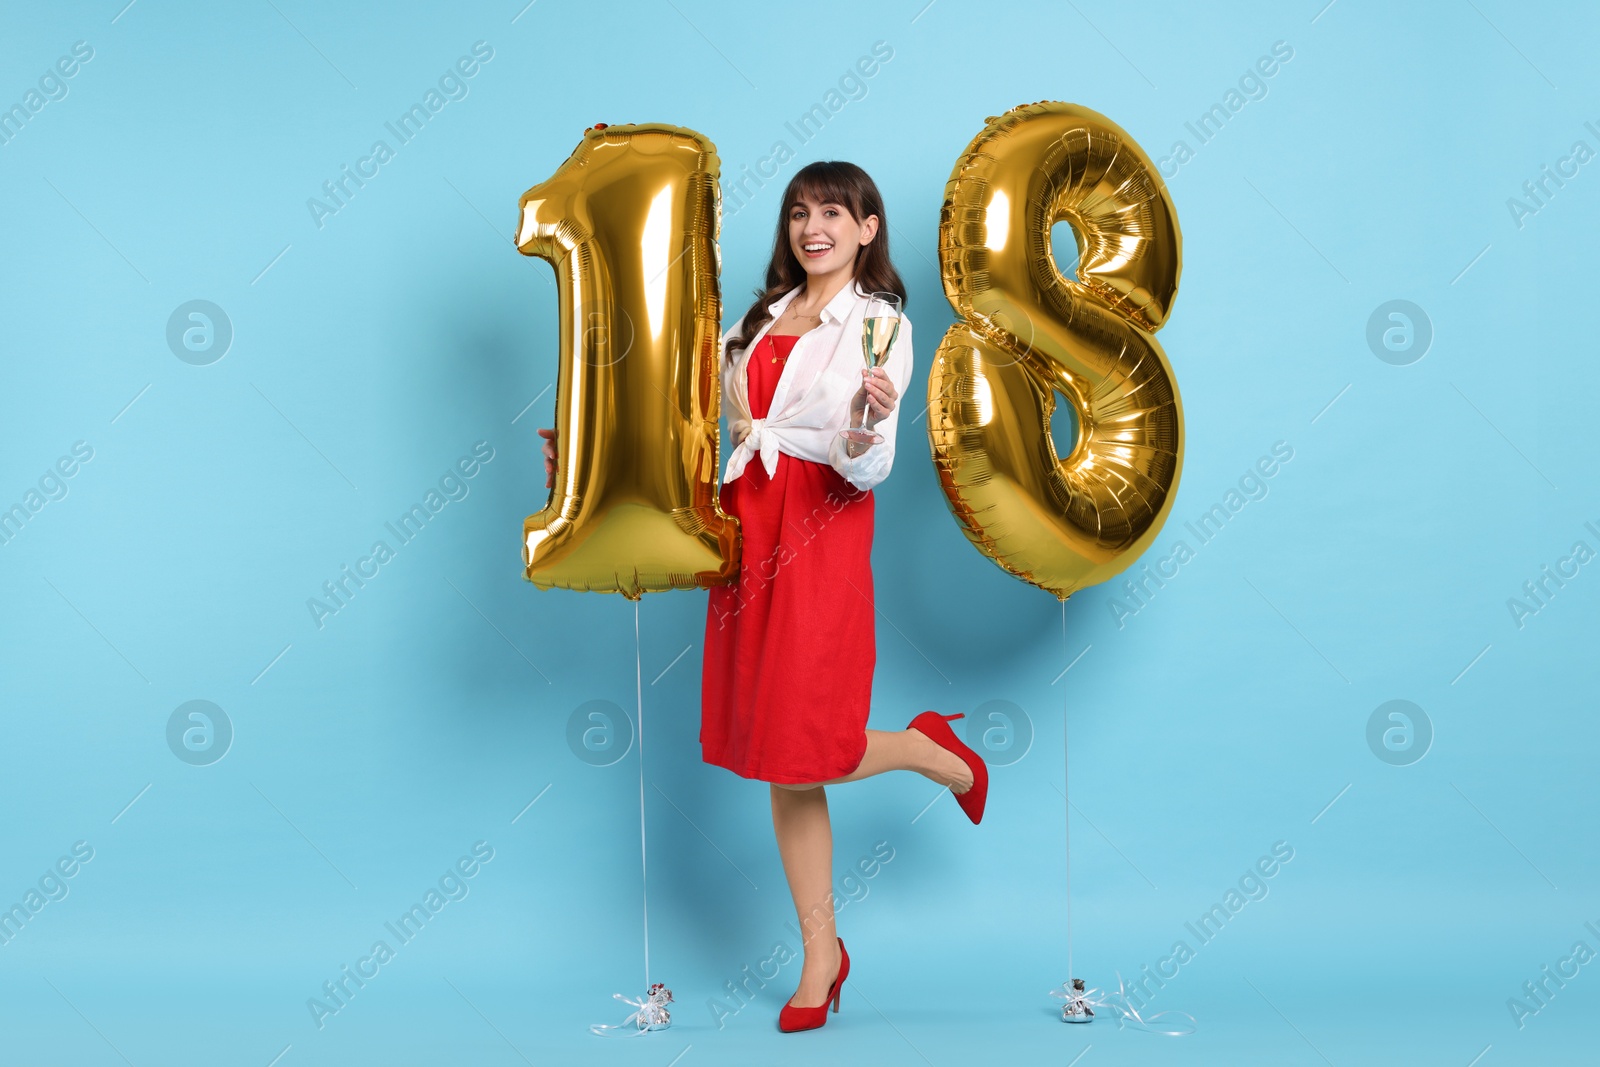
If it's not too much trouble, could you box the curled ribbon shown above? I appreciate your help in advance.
[588,983,673,1037]
[1050,973,1196,1036]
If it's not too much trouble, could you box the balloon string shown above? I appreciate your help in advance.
[635,598,649,990]
[1062,600,1072,983]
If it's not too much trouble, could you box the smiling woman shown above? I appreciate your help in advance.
[535,158,987,1036]
[703,161,985,1033]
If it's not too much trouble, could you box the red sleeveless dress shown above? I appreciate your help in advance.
[700,332,877,784]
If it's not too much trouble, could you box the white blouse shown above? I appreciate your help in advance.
[720,280,914,493]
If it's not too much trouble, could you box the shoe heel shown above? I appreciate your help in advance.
[832,987,841,1012]
[942,712,964,722]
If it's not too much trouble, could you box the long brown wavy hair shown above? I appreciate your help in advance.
[726,161,906,355]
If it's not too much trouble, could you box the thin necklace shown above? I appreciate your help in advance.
[772,303,819,361]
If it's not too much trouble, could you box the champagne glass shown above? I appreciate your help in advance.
[838,292,901,448]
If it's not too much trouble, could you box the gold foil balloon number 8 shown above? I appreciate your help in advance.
[927,101,1184,600]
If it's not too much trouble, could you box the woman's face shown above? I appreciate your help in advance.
[787,194,879,280]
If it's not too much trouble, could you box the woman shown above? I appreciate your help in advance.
[539,161,988,1034]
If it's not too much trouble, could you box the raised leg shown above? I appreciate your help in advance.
[808,728,974,790]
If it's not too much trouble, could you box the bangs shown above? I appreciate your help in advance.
[785,165,865,220]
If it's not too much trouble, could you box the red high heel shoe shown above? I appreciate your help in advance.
[908,711,989,824]
[777,937,849,1033]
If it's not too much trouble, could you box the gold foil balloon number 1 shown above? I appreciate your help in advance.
[516,104,1181,602]
[927,101,1184,600]
[516,123,739,599]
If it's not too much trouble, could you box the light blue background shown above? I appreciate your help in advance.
[2,1,1595,1064]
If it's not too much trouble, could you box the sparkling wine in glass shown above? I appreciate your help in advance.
[839,292,902,448]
